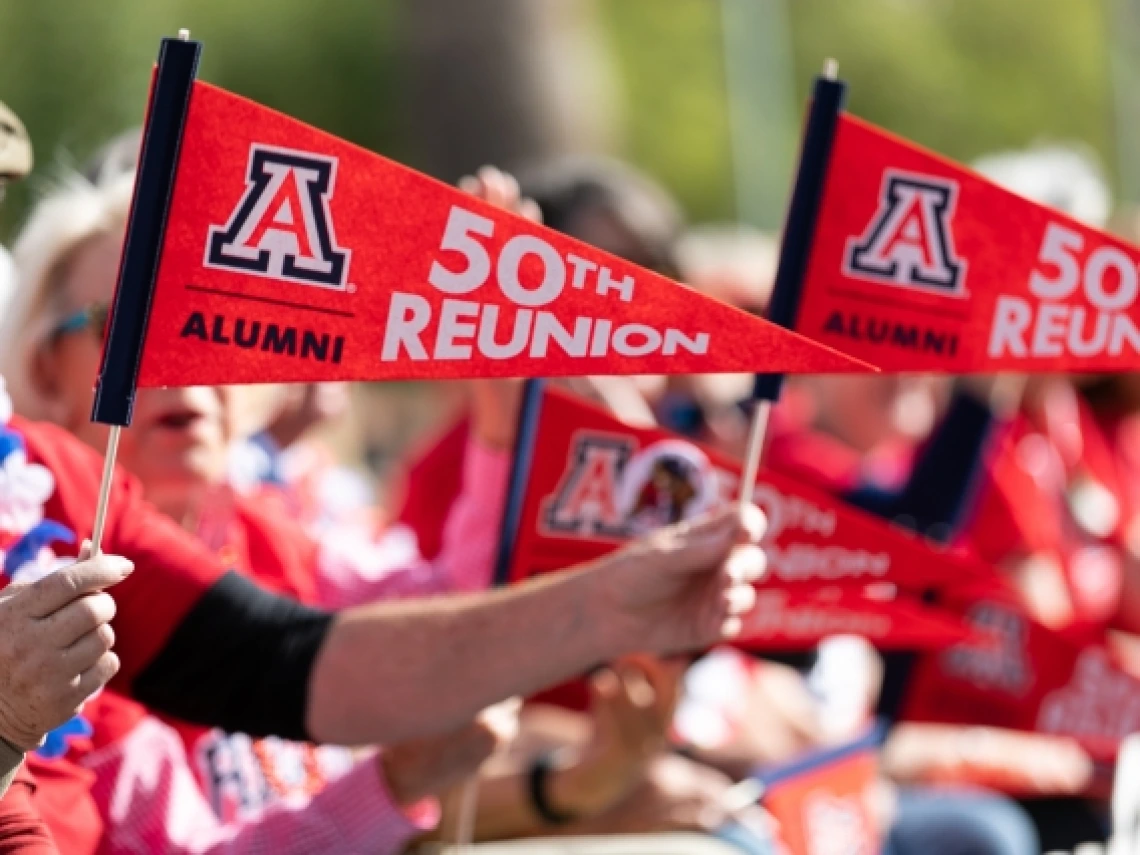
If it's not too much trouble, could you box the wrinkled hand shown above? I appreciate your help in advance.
[0,543,132,750]
[457,165,542,451]
[552,656,685,816]
[458,165,542,225]
[590,505,767,658]
[380,698,521,807]
[593,753,771,836]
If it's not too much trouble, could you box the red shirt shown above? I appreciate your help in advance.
[959,390,1129,628]
[16,417,224,687]
[163,492,338,819]
[5,417,225,854]
[0,767,56,855]
[394,416,469,560]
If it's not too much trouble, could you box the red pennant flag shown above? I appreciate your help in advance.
[903,584,1140,761]
[507,385,999,595]
[737,588,973,652]
[761,731,883,855]
[124,80,866,388]
[794,112,1140,372]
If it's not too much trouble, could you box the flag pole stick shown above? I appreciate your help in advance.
[738,58,844,507]
[90,426,121,555]
[453,778,480,853]
[88,29,200,551]
[737,399,770,511]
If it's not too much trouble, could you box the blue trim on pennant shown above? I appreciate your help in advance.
[754,719,887,788]
[491,378,547,588]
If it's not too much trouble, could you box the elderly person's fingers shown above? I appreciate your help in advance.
[20,551,132,619]
[40,591,117,648]
[61,623,116,674]
[74,652,120,701]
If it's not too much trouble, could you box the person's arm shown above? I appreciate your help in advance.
[27,416,765,749]
[305,505,764,746]
[453,657,683,842]
[882,723,1094,797]
[86,700,519,855]
[0,770,57,855]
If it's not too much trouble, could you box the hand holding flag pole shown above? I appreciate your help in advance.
[89,29,200,553]
[739,59,847,509]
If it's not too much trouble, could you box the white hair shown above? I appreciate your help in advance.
[972,143,1112,228]
[676,224,779,308]
[0,245,15,322]
[0,170,134,419]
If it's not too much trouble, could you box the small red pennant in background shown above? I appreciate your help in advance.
[510,386,1000,595]
[761,730,883,855]
[507,386,992,651]
[796,113,1140,373]
[903,583,1140,761]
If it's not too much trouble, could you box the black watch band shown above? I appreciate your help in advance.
[527,750,578,825]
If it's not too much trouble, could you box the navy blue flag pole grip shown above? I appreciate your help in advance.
[89,32,199,555]
[491,378,547,587]
[92,34,201,427]
[752,71,847,403]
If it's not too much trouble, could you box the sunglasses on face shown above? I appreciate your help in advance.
[48,302,111,345]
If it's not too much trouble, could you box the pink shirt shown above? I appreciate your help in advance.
[85,717,435,855]
[83,439,509,853]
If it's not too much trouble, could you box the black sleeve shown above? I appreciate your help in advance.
[845,389,996,538]
[847,390,997,721]
[132,571,334,741]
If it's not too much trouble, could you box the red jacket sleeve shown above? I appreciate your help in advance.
[16,418,225,688]
[0,769,57,855]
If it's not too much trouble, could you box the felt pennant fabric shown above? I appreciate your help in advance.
[760,729,884,855]
[902,582,1140,761]
[504,386,992,651]
[507,385,997,594]
[126,81,867,387]
[795,113,1140,373]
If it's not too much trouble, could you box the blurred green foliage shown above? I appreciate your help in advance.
[603,0,1114,224]
[0,0,405,235]
[0,0,1118,237]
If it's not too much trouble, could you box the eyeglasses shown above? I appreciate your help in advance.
[48,302,111,345]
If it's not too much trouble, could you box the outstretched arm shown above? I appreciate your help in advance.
[306,505,765,745]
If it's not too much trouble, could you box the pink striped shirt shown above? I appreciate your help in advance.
[83,439,508,853]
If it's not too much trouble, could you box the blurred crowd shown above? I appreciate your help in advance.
[4,57,1140,855]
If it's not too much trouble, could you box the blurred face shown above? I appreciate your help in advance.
[803,374,939,453]
[33,230,229,517]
